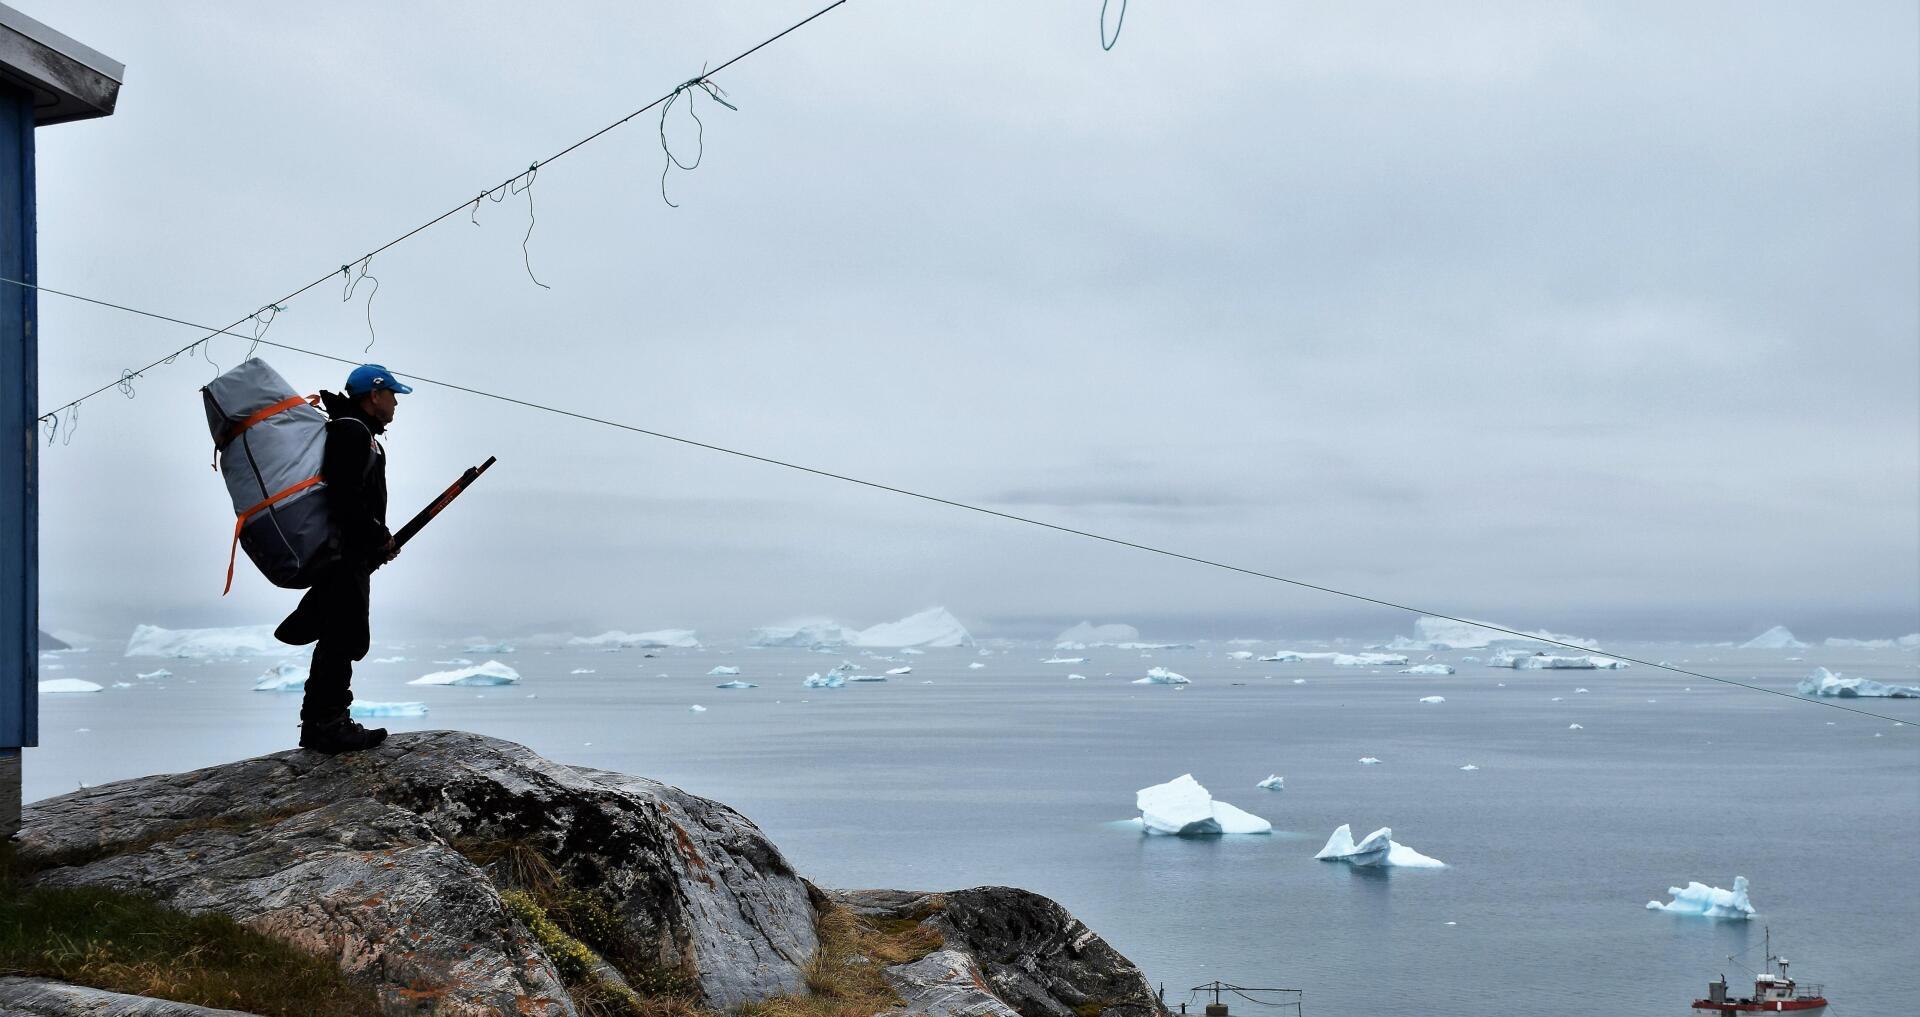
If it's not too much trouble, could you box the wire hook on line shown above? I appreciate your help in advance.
[341,257,381,352]
[248,303,285,360]
[507,162,552,290]
[1101,0,1126,51]
[471,179,511,226]
[658,72,736,208]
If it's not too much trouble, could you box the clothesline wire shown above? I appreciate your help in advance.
[30,0,850,427]
[8,276,1910,728]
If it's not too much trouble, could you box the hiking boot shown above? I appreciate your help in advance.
[299,715,388,754]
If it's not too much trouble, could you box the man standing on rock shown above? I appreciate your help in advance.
[274,364,411,754]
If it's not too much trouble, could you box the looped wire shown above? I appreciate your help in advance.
[341,257,381,352]
[1101,0,1126,51]
[248,303,285,359]
[659,72,736,208]
[59,401,78,446]
[509,162,552,290]
[40,412,57,447]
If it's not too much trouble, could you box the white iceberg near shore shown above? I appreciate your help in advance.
[1132,667,1189,685]
[1796,666,1920,699]
[125,624,280,659]
[1399,664,1455,675]
[1646,876,1754,918]
[569,629,699,650]
[851,607,973,648]
[1135,774,1271,835]
[1740,626,1807,650]
[38,678,102,694]
[1316,824,1445,868]
[409,660,520,686]
[750,619,858,649]
[252,663,309,692]
[350,701,428,718]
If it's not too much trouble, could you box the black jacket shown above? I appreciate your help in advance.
[317,390,389,563]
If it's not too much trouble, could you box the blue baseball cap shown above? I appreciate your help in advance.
[344,364,413,396]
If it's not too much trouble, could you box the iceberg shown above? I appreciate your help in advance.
[38,678,102,694]
[885,666,913,675]
[1135,774,1271,835]
[37,629,71,651]
[749,619,858,649]
[1459,764,1479,771]
[570,669,597,675]
[568,629,700,649]
[1419,696,1446,704]
[1055,622,1140,647]
[801,672,845,688]
[135,669,171,680]
[1488,650,1627,669]
[1259,652,1303,662]
[1399,664,1455,675]
[967,662,985,670]
[851,607,973,648]
[1132,667,1189,685]
[368,656,407,664]
[1256,774,1284,791]
[845,675,887,682]
[1067,673,1088,680]
[1796,666,1920,699]
[350,701,428,718]
[1385,616,1595,651]
[408,660,520,686]
[1316,824,1445,868]
[1646,876,1755,919]
[463,641,515,654]
[252,663,309,692]
[125,623,280,658]
[1042,656,1087,664]
[708,666,741,676]
[1358,757,1383,765]
[1568,723,1584,730]
[1335,653,1408,667]
[689,704,707,713]
[1740,626,1807,650]
[714,680,758,689]
[1226,651,1255,660]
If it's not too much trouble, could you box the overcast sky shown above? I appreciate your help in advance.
[25,1,1920,646]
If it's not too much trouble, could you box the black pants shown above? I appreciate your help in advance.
[282,565,371,723]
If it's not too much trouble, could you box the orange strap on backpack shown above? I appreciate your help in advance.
[211,394,319,470]
[224,475,324,595]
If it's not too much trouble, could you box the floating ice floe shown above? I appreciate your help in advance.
[967,662,985,670]
[1315,824,1445,868]
[1135,774,1271,835]
[1383,616,1596,651]
[1067,673,1088,680]
[111,681,132,688]
[1568,723,1584,730]
[135,669,171,680]
[1358,757,1383,765]
[1132,667,1189,685]
[1824,633,1920,649]
[851,607,973,648]
[569,629,700,649]
[1337,652,1408,667]
[708,666,741,676]
[1256,774,1285,791]
[463,641,515,654]
[409,660,520,686]
[571,669,597,675]
[1488,650,1627,669]
[1226,651,1255,660]
[368,656,407,664]
[1290,678,1306,685]
[252,663,308,692]
[801,672,845,689]
[1739,626,1807,650]
[1259,652,1302,662]
[1459,764,1479,771]
[1796,666,1920,699]
[1419,696,1446,704]
[1646,876,1754,918]
[714,680,758,689]
[433,658,474,666]
[1575,687,1590,694]
[846,675,887,682]
[880,667,910,676]
[1400,664,1455,675]
[1043,656,1087,664]
[689,704,707,713]
[1055,622,1139,647]
[38,678,102,694]
[350,701,427,718]
[124,623,280,659]
[749,619,858,649]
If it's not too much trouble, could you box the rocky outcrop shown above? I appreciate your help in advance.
[15,731,1164,1017]
[18,731,817,1016]
[0,977,261,1016]
[835,887,1163,1017]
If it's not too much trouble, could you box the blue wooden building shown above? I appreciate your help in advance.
[0,4,121,837]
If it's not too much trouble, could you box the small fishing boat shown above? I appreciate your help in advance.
[1693,928,1827,1013]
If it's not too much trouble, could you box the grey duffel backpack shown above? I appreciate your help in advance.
[202,358,339,592]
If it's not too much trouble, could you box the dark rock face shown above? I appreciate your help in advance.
[18,731,818,1015]
[15,732,1163,1017]
[831,888,1165,1017]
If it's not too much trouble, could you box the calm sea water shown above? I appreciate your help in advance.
[28,640,1920,1016]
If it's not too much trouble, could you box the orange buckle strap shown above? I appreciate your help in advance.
[224,474,324,595]
[213,394,319,472]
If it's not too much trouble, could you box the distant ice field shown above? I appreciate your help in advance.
[28,640,1920,1016]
